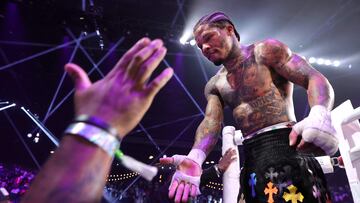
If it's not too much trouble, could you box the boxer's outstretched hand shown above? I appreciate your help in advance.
[160,156,202,203]
[65,38,173,138]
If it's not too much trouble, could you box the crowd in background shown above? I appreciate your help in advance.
[0,163,355,203]
[0,163,35,202]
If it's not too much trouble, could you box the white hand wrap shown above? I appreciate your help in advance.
[169,149,206,195]
[170,170,201,195]
[293,105,339,155]
[187,149,206,166]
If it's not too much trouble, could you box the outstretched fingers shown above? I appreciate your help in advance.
[135,46,167,86]
[169,180,179,199]
[182,183,191,202]
[190,184,197,197]
[126,39,163,80]
[175,182,185,203]
[146,68,173,98]
[107,37,151,78]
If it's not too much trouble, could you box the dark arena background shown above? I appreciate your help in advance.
[0,0,360,202]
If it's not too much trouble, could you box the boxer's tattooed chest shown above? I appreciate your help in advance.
[232,85,289,134]
[217,56,290,135]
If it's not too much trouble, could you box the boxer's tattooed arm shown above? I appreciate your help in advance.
[256,39,334,109]
[280,54,334,109]
[193,78,224,154]
[193,95,224,154]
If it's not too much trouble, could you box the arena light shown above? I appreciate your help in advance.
[307,57,342,68]
[189,39,196,46]
[0,103,16,112]
[34,137,39,143]
[309,57,316,64]
[148,155,154,160]
[179,37,187,45]
[324,60,332,66]
[317,58,324,65]
[333,60,341,67]
[21,106,59,146]
[179,31,191,45]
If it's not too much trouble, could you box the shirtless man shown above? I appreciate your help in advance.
[160,12,338,203]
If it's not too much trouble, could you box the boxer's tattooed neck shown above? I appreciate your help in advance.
[225,46,251,73]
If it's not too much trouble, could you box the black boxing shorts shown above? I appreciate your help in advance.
[240,128,331,203]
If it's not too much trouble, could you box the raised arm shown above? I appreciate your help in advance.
[255,39,338,156]
[21,38,173,203]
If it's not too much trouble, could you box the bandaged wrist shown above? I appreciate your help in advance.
[309,105,330,118]
[293,105,338,155]
[187,149,206,166]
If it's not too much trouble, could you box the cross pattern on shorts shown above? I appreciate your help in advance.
[265,167,279,181]
[278,181,291,195]
[264,181,278,203]
[249,172,257,198]
[283,184,304,203]
[312,185,321,203]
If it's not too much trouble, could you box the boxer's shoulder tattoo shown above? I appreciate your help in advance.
[255,39,291,68]
[204,75,218,98]
[256,39,319,89]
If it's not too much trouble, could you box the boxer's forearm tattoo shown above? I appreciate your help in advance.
[193,95,223,154]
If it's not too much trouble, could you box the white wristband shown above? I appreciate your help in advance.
[187,149,206,166]
[65,122,120,157]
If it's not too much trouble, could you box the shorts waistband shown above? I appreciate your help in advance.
[243,128,296,163]
[244,121,296,141]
